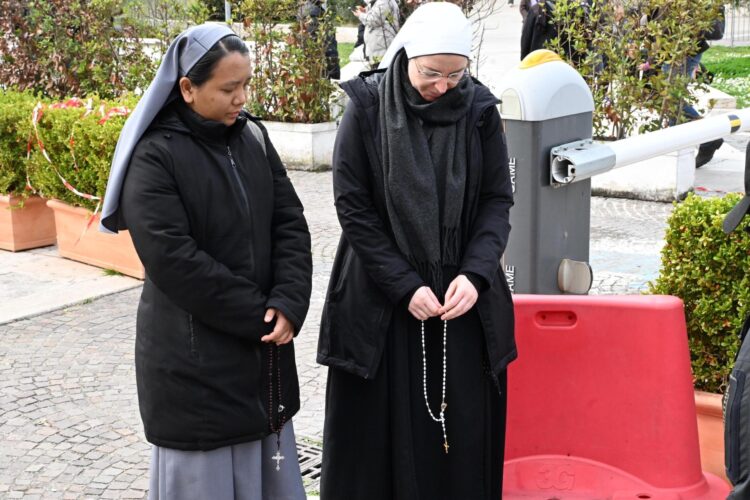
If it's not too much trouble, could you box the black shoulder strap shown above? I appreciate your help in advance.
[740,314,750,345]
[246,120,267,157]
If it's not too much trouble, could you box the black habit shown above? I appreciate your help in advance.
[318,70,516,499]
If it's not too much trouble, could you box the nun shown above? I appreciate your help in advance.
[317,3,516,499]
[100,24,312,499]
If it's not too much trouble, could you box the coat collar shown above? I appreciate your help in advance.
[152,100,248,145]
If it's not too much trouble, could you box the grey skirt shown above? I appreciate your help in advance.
[148,421,306,500]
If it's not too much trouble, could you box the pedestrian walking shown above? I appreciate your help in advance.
[100,23,313,500]
[317,3,516,499]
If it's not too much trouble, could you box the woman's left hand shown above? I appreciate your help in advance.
[439,275,478,321]
[261,308,295,345]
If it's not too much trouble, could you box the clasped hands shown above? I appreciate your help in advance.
[408,274,478,322]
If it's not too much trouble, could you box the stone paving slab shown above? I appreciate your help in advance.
[0,289,148,499]
[0,246,141,325]
[694,130,749,196]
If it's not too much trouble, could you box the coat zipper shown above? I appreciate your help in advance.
[226,145,251,215]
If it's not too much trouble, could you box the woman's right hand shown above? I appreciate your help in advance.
[261,308,295,345]
[408,286,442,321]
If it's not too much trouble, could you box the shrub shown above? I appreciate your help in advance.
[25,94,137,212]
[124,0,212,58]
[194,0,230,21]
[0,0,156,99]
[328,0,360,25]
[649,193,750,393]
[546,0,724,139]
[0,90,38,196]
[240,0,337,123]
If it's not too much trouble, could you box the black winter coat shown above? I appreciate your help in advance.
[317,71,516,380]
[521,1,557,59]
[120,102,312,451]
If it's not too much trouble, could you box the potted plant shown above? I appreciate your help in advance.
[0,90,57,251]
[25,95,145,279]
[546,0,725,201]
[649,193,749,483]
[240,0,339,170]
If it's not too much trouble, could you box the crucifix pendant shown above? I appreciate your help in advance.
[443,440,449,454]
[272,449,285,471]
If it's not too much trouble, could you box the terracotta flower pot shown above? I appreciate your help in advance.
[695,390,730,485]
[46,199,144,279]
[0,195,56,251]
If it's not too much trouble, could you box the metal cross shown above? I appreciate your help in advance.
[443,440,449,454]
[272,449,285,471]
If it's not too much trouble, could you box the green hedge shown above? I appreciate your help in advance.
[0,91,138,211]
[649,193,750,393]
[0,90,38,196]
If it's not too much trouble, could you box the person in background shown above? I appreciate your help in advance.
[691,5,726,168]
[520,0,538,20]
[99,23,313,500]
[354,20,365,49]
[318,3,515,499]
[644,4,725,168]
[521,0,557,59]
[352,0,400,68]
[298,0,341,79]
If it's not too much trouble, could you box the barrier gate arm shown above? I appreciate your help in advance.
[550,108,750,186]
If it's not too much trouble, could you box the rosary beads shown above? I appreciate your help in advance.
[268,344,286,471]
[421,319,449,454]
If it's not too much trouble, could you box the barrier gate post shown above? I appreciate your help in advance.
[498,50,595,295]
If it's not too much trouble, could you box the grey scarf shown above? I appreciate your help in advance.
[378,50,475,296]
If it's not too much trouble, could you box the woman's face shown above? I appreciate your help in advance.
[407,54,469,102]
[179,51,252,126]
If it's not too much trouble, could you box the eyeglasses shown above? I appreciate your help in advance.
[414,60,468,84]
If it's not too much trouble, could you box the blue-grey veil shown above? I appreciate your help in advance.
[100,23,236,233]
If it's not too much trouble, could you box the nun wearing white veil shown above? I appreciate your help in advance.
[101,23,312,500]
[317,3,516,499]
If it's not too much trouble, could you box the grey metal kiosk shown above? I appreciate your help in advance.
[497,50,595,295]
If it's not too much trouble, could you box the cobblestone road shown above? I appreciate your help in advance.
[1,171,674,498]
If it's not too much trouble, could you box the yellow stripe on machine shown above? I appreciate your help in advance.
[729,114,741,133]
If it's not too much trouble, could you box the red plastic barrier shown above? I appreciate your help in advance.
[503,294,730,499]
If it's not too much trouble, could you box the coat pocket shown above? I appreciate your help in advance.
[322,252,393,378]
[330,244,354,298]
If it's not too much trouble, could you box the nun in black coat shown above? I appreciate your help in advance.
[318,4,516,499]
[100,24,312,500]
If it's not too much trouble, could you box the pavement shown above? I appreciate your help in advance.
[2,5,750,500]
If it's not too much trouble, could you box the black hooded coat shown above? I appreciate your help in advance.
[120,102,312,451]
[318,71,516,381]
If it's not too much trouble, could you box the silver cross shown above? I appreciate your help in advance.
[272,449,285,471]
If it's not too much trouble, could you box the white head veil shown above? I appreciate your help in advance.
[379,2,472,69]
[100,23,236,233]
